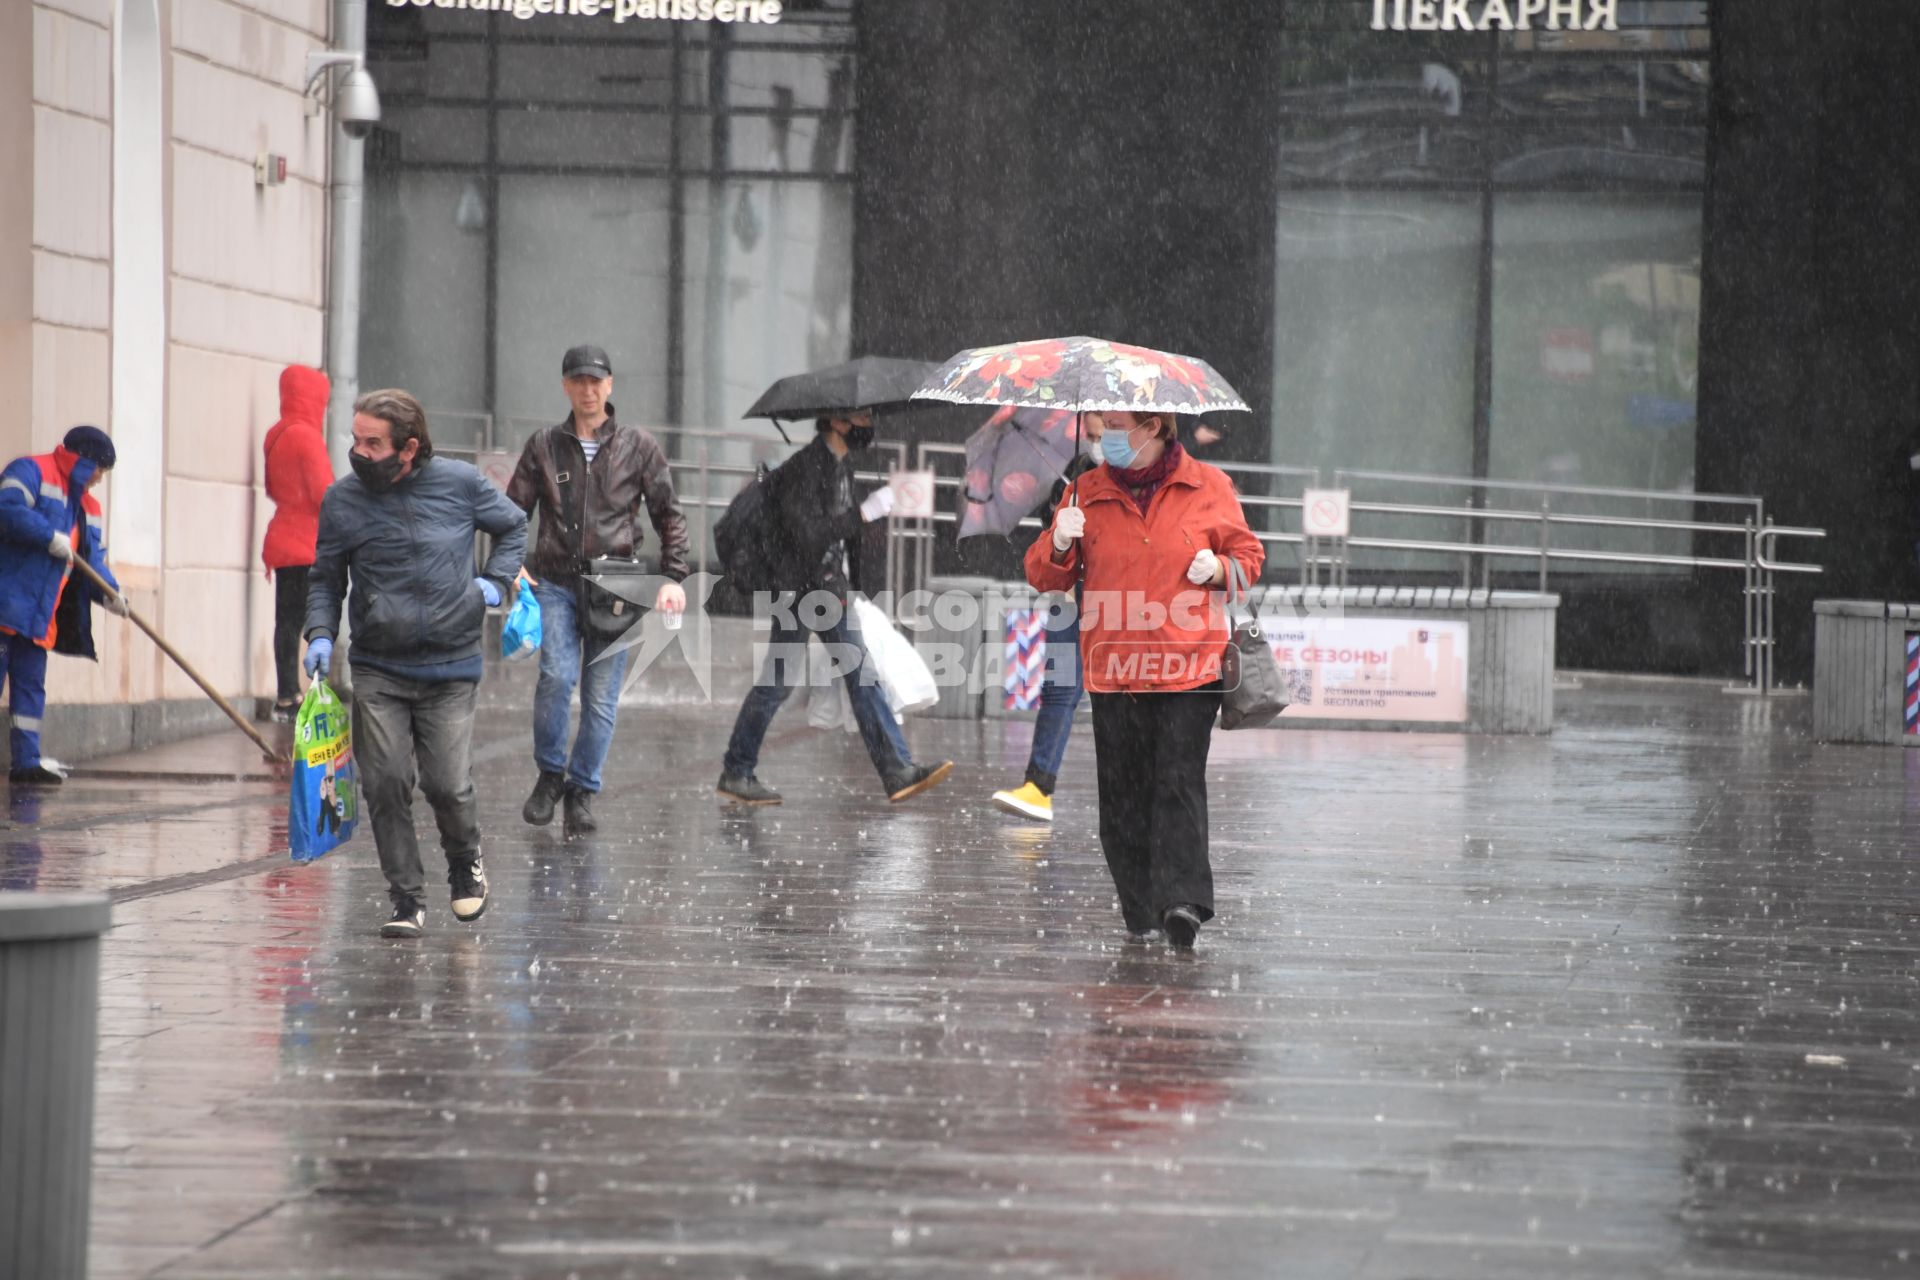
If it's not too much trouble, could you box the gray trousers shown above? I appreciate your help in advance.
[352,667,481,905]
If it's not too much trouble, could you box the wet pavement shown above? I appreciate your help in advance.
[6,675,1919,1278]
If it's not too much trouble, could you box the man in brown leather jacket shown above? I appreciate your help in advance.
[506,345,689,836]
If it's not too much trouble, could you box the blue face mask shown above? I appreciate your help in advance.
[1100,428,1141,470]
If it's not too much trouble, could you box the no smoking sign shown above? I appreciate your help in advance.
[891,469,937,519]
[1301,488,1351,539]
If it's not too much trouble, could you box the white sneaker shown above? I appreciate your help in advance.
[451,858,489,923]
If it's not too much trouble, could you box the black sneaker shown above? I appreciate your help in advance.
[381,896,426,938]
[1162,905,1203,950]
[562,786,596,836]
[716,772,782,805]
[522,770,566,826]
[7,764,63,787]
[885,760,954,804]
[450,858,488,922]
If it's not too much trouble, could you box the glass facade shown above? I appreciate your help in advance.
[360,2,856,456]
[1272,0,1710,574]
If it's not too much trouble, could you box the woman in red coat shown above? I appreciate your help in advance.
[1024,410,1264,949]
[261,365,335,719]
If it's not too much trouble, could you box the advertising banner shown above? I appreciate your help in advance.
[1267,617,1469,723]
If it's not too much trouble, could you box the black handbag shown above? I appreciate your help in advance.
[1218,558,1289,730]
[579,555,654,641]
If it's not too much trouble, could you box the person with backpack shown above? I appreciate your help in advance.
[506,344,689,837]
[714,410,953,806]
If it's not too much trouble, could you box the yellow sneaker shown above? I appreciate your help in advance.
[991,781,1053,822]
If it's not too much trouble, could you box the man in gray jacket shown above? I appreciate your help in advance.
[304,388,528,938]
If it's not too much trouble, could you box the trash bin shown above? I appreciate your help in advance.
[1812,600,1920,744]
[0,892,110,1280]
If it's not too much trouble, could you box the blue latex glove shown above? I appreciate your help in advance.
[475,577,502,608]
[303,636,332,679]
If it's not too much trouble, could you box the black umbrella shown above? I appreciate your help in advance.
[744,357,940,439]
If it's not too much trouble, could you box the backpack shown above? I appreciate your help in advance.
[712,461,790,594]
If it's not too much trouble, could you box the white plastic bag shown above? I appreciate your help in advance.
[802,600,935,732]
[852,596,938,716]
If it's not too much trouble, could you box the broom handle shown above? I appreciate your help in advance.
[67,557,286,764]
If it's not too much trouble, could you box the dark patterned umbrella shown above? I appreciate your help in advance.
[912,336,1250,415]
[958,406,1078,539]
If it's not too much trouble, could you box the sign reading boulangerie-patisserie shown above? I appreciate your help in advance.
[385,0,785,23]
[1372,0,1619,31]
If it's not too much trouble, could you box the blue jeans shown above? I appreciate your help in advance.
[533,583,631,793]
[1024,593,1082,793]
[723,599,911,784]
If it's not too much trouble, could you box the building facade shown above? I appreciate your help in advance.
[8,0,1920,753]
[2,0,332,757]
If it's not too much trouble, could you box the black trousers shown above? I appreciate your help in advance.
[1088,684,1222,933]
[273,565,311,704]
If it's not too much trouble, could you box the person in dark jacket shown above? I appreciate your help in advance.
[0,426,129,785]
[304,389,527,937]
[507,344,690,836]
[990,415,1103,822]
[261,365,335,720]
[715,409,953,806]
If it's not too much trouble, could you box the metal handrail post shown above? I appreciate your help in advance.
[1537,496,1551,592]
[1460,497,1473,591]
[1741,517,1756,687]
[696,445,710,579]
[1761,517,1777,695]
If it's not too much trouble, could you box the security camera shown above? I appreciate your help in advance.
[334,67,381,140]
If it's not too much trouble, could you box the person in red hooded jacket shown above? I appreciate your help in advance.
[261,366,336,719]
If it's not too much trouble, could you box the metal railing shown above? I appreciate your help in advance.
[899,444,1823,696]
[447,418,1824,695]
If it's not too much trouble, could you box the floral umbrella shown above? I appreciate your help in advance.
[911,336,1250,415]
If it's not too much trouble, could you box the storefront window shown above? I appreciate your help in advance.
[361,2,856,456]
[359,173,489,449]
[492,175,675,442]
[1272,192,1479,571]
[1274,0,1708,580]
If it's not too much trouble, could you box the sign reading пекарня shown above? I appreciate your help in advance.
[385,0,784,23]
[1372,0,1620,31]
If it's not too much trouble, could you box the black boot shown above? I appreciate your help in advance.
[522,770,566,825]
[716,772,782,805]
[562,785,597,836]
[885,760,954,804]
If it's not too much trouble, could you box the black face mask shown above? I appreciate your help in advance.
[350,450,406,493]
[846,425,875,451]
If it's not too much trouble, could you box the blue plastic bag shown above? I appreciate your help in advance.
[502,578,542,660]
[289,679,359,863]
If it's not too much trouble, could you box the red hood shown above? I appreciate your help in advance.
[265,365,330,455]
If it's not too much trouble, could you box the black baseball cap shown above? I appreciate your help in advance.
[562,345,613,379]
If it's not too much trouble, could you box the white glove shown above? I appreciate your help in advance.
[1186,547,1220,585]
[103,592,130,617]
[859,485,897,522]
[47,531,72,561]
[1051,504,1086,551]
